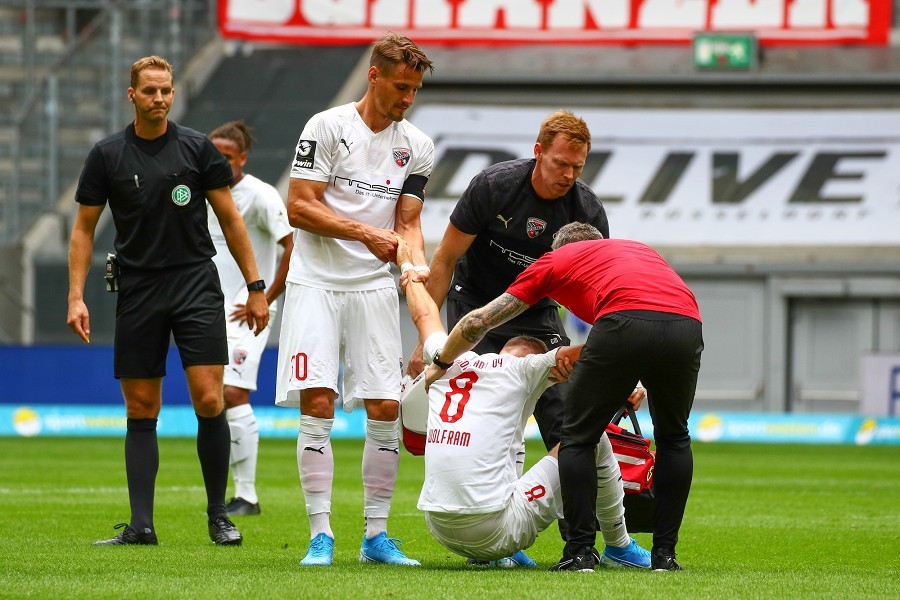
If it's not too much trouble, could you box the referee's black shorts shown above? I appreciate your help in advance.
[114,261,227,379]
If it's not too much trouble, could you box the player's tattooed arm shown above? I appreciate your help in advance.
[425,293,532,391]
[459,294,529,343]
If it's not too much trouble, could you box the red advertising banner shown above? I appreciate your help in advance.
[219,0,892,46]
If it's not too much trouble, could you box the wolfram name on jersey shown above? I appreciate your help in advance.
[427,428,471,447]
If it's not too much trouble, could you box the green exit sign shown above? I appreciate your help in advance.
[693,33,757,70]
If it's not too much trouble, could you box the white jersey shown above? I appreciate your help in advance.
[208,173,293,312]
[287,102,434,291]
[417,332,558,514]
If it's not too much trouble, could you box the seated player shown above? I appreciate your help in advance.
[396,236,650,570]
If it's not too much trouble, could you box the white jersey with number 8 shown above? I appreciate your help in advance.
[417,332,558,514]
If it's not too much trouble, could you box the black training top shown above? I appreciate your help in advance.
[448,158,610,310]
[76,122,233,271]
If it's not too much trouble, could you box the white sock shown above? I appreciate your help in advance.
[226,404,259,504]
[362,418,400,538]
[298,415,335,530]
[595,435,630,548]
[309,511,333,539]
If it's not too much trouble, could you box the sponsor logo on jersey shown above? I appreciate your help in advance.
[232,348,248,365]
[393,147,411,167]
[171,184,191,206]
[489,239,537,268]
[526,217,547,238]
[333,175,402,199]
[496,214,512,228]
[340,137,353,154]
[293,139,316,169]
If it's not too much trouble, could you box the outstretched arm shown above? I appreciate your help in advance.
[397,236,444,341]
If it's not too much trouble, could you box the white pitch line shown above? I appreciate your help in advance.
[0,485,206,495]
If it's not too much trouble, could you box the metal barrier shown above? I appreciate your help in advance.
[0,0,216,244]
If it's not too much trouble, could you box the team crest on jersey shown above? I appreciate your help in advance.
[171,184,191,206]
[293,139,316,170]
[526,217,547,238]
[232,348,248,365]
[393,147,411,167]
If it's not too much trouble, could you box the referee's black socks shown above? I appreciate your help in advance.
[196,412,230,519]
[125,418,159,533]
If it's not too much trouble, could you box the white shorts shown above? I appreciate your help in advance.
[223,311,274,391]
[275,283,402,411]
[424,455,562,561]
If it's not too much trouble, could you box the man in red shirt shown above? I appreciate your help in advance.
[425,222,703,572]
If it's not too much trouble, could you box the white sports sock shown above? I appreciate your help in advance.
[226,404,259,504]
[309,511,333,539]
[595,434,630,548]
[298,415,335,524]
[362,418,400,538]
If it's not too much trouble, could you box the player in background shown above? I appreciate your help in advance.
[396,236,651,570]
[208,120,294,516]
[275,34,434,567]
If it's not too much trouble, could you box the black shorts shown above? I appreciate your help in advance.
[114,261,227,379]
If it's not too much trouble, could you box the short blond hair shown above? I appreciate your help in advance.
[536,110,591,152]
[370,33,433,74]
[130,55,173,89]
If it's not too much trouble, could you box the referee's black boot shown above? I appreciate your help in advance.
[208,514,243,546]
[651,547,683,571]
[549,546,596,572]
[93,523,158,546]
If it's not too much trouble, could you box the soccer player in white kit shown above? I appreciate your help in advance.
[275,34,434,567]
[208,120,294,517]
[396,236,651,570]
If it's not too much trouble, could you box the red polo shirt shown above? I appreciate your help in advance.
[506,239,701,324]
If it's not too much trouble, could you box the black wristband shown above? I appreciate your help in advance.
[432,351,453,370]
[247,279,266,292]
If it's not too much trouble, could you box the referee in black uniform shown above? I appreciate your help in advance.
[67,56,269,546]
[408,110,608,453]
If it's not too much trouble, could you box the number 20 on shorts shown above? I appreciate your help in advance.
[291,352,308,381]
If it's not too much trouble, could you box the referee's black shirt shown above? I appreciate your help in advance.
[76,122,233,271]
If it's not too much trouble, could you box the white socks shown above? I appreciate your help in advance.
[362,418,400,538]
[595,434,630,548]
[225,404,259,504]
[298,415,335,538]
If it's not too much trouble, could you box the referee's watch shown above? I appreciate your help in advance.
[247,279,266,292]
[432,351,453,370]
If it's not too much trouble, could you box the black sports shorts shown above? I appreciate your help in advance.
[114,261,227,379]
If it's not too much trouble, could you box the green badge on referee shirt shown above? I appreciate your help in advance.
[171,184,191,206]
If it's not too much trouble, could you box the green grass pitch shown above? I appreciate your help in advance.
[0,436,898,598]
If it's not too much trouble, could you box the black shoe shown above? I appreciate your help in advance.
[208,515,243,546]
[651,548,683,571]
[550,549,596,572]
[225,497,261,516]
[93,523,158,546]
